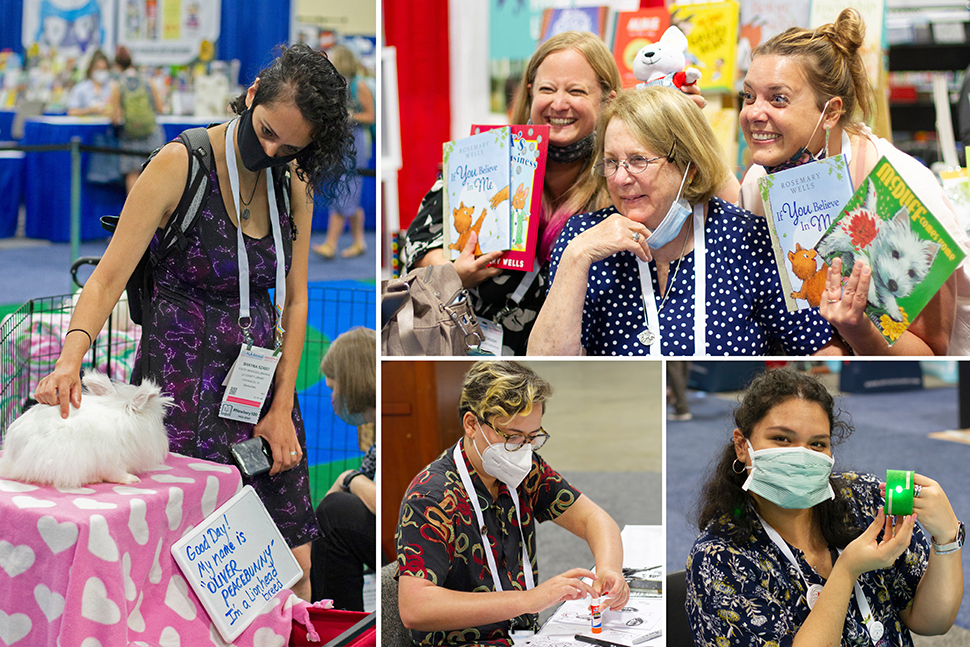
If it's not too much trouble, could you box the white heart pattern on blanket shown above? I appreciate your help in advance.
[56,486,95,494]
[253,627,286,647]
[0,479,38,493]
[79,638,103,647]
[166,487,184,530]
[113,486,156,495]
[127,591,145,632]
[12,495,54,509]
[81,577,121,625]
[151,474,195,484]
[87,515,119,562]
[164,574,197,621]
[122,553,136,601]
[128,498,149,545]
[33,584,65,622]
[149,537,164,584]
[159,626,182,647]
[0,541,35,578]
[202,476,220,518]
[187,462,233,473]
[38,516,79,555]
[0,609,31,645]
[73,497,118,510]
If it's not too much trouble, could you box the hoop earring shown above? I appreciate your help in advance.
[732,459,746,474]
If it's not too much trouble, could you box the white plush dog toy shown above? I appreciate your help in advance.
[0,372,172,489]
[633,25,702,90]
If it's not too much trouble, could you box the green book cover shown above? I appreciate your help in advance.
[815,156,966,345]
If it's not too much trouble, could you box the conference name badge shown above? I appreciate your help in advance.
[219,345,281,423]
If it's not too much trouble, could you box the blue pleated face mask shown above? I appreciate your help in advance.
[646,161,692,250]
[741,439,835,509]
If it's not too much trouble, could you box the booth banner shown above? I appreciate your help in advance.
[116,0,220,66]
[22,0,115,57]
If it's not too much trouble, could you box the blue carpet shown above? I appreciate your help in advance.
[667,383,970,630]
[0,230,375,307]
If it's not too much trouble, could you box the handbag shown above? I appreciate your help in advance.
[381,263,487,356]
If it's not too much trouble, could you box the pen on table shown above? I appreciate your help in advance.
[574,635,623,647]
[632,629,663,644]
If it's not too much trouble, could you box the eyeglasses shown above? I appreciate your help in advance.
[479,418,550,451]
[593,142,676,178]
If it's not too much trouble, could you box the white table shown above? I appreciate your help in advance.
[525,525,664,647]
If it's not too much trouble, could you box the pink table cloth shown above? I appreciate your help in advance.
[0,451,316,646]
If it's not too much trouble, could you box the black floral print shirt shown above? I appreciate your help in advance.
[395,441,581,646]
[686,472,929,647]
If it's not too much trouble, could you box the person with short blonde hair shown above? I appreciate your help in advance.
[395,361,629,646]
[530,86,836,356]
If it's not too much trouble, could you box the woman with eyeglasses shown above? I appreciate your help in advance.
[395,361,629,646]
[529,86,839,356]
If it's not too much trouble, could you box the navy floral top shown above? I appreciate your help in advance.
[548,198,833,356]
[395,442,581,646]
[686,473,930,647]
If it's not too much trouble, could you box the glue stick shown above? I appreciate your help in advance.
[590,596,602,634]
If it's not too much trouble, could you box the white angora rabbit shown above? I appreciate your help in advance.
[0,372,172,489]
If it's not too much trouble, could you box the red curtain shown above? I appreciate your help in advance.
[384,1,452,230]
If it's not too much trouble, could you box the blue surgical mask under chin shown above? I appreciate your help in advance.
[646,161,692,250]
[332,393,367,427]
[741,439,835,510]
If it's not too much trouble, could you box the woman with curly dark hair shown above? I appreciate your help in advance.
[36,43,355,600]
[685,369,964,646]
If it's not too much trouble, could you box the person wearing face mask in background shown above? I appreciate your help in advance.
[395,361,629,646]
[686,369,964,646]
[736,8,970,355]
[35,44,356,601]
[310,327,381,610]
[529,86,834,356]
[67,49,113,116]
[109,45,166,194]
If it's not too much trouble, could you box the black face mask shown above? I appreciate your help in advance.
[237,107,302,171]
[547,131,595,165]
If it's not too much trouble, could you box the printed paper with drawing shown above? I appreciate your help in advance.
[758,154,854,311]
[814,156,966,345]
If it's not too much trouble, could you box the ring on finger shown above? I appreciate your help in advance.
[827,299,838,304]
[632,232,640,243]
[289,451,298,456]
[914,484,922,498]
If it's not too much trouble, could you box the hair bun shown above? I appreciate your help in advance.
[826,8,866,57]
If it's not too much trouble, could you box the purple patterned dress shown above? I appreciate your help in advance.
[132,149,320,548]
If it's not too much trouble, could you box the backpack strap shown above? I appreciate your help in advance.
[148,126,213,266]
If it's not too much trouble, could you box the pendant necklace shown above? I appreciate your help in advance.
[240,172,260,221]
[637,219,693,347]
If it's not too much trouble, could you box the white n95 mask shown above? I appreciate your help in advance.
[474,422,533,489]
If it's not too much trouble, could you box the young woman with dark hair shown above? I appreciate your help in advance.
[686,369,964,646]
[36,43,355,600]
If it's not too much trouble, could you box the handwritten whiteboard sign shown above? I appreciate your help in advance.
[170,485,301,642]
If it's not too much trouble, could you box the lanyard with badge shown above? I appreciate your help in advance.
[758,513,884,645]
[478,266,541,356]
[635,203,706,356]
[218,117,287,424]
[453,444,535,592]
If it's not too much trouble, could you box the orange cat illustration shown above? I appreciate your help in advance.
[489,185,510,209]
[511,183,528,210]
[449,202,488,255]
[788,243,828,308]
